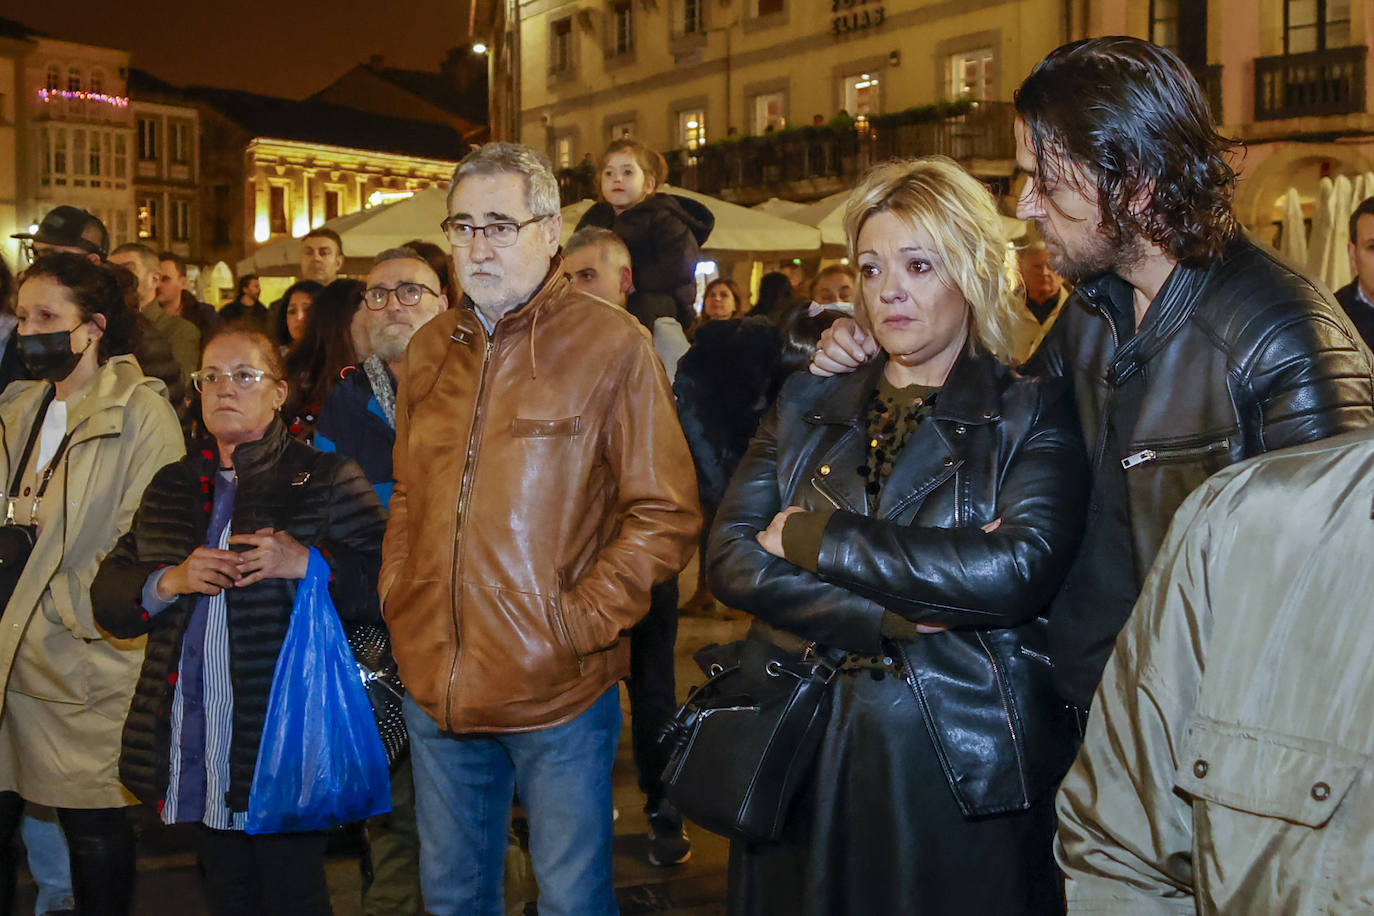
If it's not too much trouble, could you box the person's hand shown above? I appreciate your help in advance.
[811,318,878,377]
[756,506,805,558]
[228,528,310,586]
[157,547,243,599]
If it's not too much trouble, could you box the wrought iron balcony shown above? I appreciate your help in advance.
[1254,46,1367,121]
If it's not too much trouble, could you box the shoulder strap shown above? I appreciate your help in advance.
[6,386,56,517]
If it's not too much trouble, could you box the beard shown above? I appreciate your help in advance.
[1037,221,1146,287]
[370,321,415,364]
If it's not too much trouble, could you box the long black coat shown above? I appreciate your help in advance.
[576,193,714,330]
[707,348,1088,914]
[92,417,385,813]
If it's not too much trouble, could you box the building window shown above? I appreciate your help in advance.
[754,0,783,16]
[612,0,634,56]
[269,185,288,235]
[138,197,158,239]
[89,69,104,94]
[553,135,574,169]
[678,109,706,149]
[89,131,103,181]
[171,122,190,164]
[171,200,191,242]
[72,130,86,177]
[551,18,573,73]
[1285,0,1351,54]
[325,189,341,221]
[1150,0,1179,52]
[138,119,158,161]
[67,68,80,92]
[752,91,787,133]
[609,120,635,141]
[45,65,59,91]
[682,0,704,34]
[948,48,994,101]
[115,210,129,247]
[53,129,67,175]
[841,72,880,120]
[114,134,127,178]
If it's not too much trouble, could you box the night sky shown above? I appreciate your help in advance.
[21,1,477,99]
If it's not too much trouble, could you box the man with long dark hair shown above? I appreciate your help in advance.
[812,37,1374,714]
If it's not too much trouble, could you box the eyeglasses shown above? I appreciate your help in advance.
[440,213,552,248]
[362,282,440,310]
[190,367,277,392]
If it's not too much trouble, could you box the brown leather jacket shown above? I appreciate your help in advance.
[380,267,701,733]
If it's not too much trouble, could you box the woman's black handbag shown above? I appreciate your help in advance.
[345,622,408,767]
[659,636,844,844]
[0,387,71,610]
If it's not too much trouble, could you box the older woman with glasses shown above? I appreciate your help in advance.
[707,157,1087,915]
[92,324,386,916]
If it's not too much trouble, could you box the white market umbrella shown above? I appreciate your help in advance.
[1329,174,1355,290]
[237,187,449,277]
[1279,187,1308,268]
[790,191,850,246]
[753,198,808,219]
[1305,177,1335,284]
[560,186,821,252]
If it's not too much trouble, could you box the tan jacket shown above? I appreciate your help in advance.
[381,268,700,734]
[1057,427,1374,914]
[0,356,184,807]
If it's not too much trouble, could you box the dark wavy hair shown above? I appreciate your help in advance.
[284,278,364,416]
[272,279,324,346]
[23,253,140,362]
[1014,36,1240,267]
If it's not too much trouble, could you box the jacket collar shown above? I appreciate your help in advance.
[1074,241,1234,384]
[806,344,1004,427]
[214,415,291,478]
[452,259,569,378]
[0,355,162,446]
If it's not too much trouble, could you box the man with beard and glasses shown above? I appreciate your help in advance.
[809,36,1374,722]
[315,247,446,916]
[380,143,698,915]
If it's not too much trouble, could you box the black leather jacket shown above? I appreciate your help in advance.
[708,348,1088,815]
[1032,234,1374,706]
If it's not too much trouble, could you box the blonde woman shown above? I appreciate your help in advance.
[706,157,1087,915]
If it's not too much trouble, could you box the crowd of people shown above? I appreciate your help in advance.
[0,32,1372,916]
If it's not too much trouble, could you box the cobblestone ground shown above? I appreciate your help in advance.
[16,561,748,915]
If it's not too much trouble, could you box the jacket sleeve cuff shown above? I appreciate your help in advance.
[879,610,922,641]
[781,507,836,573]
[140,568,178,616]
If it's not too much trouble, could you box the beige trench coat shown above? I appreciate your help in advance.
[0,356,183,808]
[1057,427,1374,914]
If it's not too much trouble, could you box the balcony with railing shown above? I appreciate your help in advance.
[556,101,1017,206]
[1254,45,1367,121]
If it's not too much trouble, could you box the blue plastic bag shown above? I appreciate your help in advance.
[246,548,391,834]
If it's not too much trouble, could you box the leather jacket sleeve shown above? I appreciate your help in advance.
[557,339,702,656]
[815,380,1088,628]
[707,400,889,654]
[1239,307,1374,454]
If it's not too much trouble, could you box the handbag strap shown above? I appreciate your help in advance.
[5,386,73,524]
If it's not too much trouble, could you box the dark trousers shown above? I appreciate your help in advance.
[0,792,135,916]
[361,753,422,916]
[628,578,680,811]
[195,826,331,916]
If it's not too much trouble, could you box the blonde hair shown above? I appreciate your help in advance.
[843,156,1035,365]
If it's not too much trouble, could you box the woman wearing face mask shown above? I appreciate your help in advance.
[0,253,184,915]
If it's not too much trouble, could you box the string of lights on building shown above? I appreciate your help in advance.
[37,88,130,108]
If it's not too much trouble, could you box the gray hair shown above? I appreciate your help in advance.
[371,247,431,270]
[563,227,630,269]
[448,143,560,218]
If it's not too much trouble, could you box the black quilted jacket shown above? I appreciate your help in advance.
[92,417,385,812]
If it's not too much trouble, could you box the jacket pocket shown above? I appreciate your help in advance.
[550,572,585,674]
[511,416,581,438]
[1175,718,1358,827]
[1120,431,1235,473]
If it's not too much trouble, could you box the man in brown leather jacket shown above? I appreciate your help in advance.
[379,142,700,916]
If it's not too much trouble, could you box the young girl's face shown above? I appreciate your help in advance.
[601,151,652,212]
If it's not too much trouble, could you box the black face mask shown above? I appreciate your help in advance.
[17,330,88,383]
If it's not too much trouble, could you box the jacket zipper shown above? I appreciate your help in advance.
[444,335,495,731]
[1120,437,1230,470]
[975,631,1029,802]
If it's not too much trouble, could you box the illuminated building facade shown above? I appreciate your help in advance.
[131,97,200,261]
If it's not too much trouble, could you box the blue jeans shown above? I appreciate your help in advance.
[404,688,622,916]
